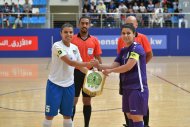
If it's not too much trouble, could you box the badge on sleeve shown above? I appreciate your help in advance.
[73,49,77,54]
[57,50,62,57]
[58,50,62,55]
[57,48,66,57]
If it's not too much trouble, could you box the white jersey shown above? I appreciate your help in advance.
[48,40,82,87]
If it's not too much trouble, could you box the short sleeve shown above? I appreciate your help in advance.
[130,44,145,61]
[75,46,82,62]
[93,37,102,56]
[52,44,67,58]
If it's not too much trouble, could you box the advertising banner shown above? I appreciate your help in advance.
[97,35,119,49]
[97,35,167,50]
[0,36,38,51]
[147,35,167,49]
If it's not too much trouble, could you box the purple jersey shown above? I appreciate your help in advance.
[115,42,148,91]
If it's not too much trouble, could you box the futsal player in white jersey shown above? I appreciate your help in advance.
[43,23,95,127]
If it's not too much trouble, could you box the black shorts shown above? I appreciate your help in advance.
[74,69,91,97]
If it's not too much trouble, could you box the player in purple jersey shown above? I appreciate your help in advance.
[93,24,149,127]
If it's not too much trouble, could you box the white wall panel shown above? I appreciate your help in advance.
[49,0,79,6]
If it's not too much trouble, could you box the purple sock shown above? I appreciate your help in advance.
[128,119,134,127]
[133,121,144,127]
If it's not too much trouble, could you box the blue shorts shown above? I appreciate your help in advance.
[122,88,149,115]
[45,79,75,117]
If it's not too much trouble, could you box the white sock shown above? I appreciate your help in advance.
[63,119,73,127]
[43,119,52,127]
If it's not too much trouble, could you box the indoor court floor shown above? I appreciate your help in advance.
[0,57,190,127]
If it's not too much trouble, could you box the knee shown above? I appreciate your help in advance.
[130,115,143,122]
[45,116,54,120]
[63,116,71,119]
[82,97,91,105]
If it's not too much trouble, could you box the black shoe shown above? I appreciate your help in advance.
[123,124,128,127]
[144,126,150,127]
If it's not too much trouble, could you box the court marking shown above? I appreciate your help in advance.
[150,73,190,94]
[0,87,121,113]
[1,72,189,114]
[0,106,121,114]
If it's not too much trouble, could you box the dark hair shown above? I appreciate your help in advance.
[79,16,91,23]
[60,23,73,32]
[121,23,136,33]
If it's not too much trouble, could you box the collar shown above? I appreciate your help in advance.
[77,33,90,41]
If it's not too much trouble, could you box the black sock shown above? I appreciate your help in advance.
[72,106,76,121]
[124,113,129,125]
[143,108,149,126]
[83,105,91,127]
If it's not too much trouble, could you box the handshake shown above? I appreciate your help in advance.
[89,59,99,68]
[89,59,112,76]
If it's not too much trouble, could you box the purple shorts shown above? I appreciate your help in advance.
[122,88,149,115]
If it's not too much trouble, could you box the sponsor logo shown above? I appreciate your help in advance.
[147,35,167,49]
[96,35,167,50]
[0,36,38,51]
[97,35,118,49]
[130,109,137,112]
[0,64,38,79]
